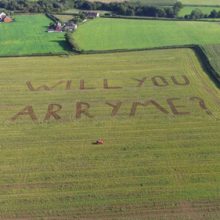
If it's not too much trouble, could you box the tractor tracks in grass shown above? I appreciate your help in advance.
[187,50,220,109]
[1,200,219,220]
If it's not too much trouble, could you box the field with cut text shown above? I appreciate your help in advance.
[0,14,68,56]
[74,18,220,51]
[0,48,219,219]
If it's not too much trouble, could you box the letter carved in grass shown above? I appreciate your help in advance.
[130,100,169,116]
[76,102,93,119]
[44,104,62,121]
[190,97,212,115]
[11,105,38,122]
[106,101,122,116]
[167,98,190,115]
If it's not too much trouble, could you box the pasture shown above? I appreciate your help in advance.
[54,14,74,22]
[74,18,220,51]
[180,0,220,6]
[178,6,220,16]
[202,44,220,78]
[88,0,176,5]
[0,14,68,56]
[0,48,219,219]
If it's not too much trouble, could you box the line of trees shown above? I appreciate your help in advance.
[74,1,183,18]
[0,0,71,12]
[185,8,220,19]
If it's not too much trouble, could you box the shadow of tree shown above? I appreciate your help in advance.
[50,40,72,52]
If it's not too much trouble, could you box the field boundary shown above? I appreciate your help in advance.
[0,52,70,58]
[101,15,220,22]
[194,45,220,87]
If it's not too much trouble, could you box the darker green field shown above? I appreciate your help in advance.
[202,44,220,78]
[180,0,220,6]
[179,6,220,16]
[0,48,219,219]
[0,14,69,56]
[74,18,220,51]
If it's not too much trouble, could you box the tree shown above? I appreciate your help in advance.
[190,9,204,19]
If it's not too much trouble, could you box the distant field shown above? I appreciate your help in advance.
[74,18,220,51]
[179,6,220,16]
[54,14,74,22]
[180,0,220,6]
[203,44,220,78]
[0,15,68,56]
[0,48,220,219]
[88,0,176,5]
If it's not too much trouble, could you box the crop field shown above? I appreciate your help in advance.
[0,14,68,56]
[0,48,219,219]
[180,0,220,6]
[178,6,220,16]
[74,18,220,51]
[202,44,220,78]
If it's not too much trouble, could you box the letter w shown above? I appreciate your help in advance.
[26,80,68,91]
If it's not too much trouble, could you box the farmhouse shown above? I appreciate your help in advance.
[84,11,100,19]
[48,21,77,32]
[63,21,77,32]
[0,12,12,23]
[48,22,62,32]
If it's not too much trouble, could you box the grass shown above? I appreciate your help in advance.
[74,18,220,51]
[180,0,220,6]
[179,6,220,16]
[0,48,219,219]
[87,0,176,5]
[202,44,220,78]
[54,14,74,22]
[0,14,69,56]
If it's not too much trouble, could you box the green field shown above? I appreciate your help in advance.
[0,14,68,56]
[0,48,219,219]
[54,14,74,22]
[203,44,220,78]
[180,0,220,6]
[179,6,220,16]
[88,0,176,5]
[74,18,220,51]
[129,0,176,5]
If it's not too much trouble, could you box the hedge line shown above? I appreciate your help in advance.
[101,15,220,22]
[65,32,81,53]
[193,45,220,87]
[45,12,62,23]
[0,52,69,58]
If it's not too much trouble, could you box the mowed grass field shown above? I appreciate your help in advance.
[0,15,68,56]
[74,18,220,51]
[0,48,220,219]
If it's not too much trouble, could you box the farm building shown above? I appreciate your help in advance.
[63,21,77,32]
[84,11,100,19]
[48,22,62,32]
[48,21,77,32]
[0,12,13,23]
